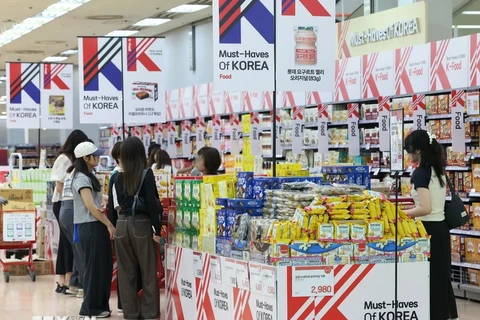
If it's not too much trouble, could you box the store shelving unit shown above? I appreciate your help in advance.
[11,144,60,169]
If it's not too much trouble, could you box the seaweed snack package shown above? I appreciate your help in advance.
[176,207,184,230]
[192,179,202,208]
[175,179,183,203]
[191,209,200,231]
[184,179,192,205]
[203,207,217,236]
[334,222,350,242]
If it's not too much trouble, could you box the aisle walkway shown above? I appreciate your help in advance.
[0,275,478,319]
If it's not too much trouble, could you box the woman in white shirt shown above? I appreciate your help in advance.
[50,129,88,294]
[404,130,458,320]
[152,149,178,175]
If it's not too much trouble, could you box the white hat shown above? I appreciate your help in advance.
[74,142,105,158]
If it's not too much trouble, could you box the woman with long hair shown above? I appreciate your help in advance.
[71,141,115,318]
[109,137,161,320]
[152,149,177,174]
[404,130,458,320]
[51,129,88,293]
[147,143,160,168]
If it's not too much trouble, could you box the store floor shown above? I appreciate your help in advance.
[0,275,479,320]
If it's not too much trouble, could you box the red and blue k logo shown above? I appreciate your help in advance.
[281,0,330,16]
[9,63,40,104]
[126,38,161,72]
[43,64,69,90]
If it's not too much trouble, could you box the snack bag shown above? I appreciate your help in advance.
[351,224,366,242]
[366,220,384,240]
[318,223,334,242]
[305,205,327,215]
[334,222,350,242]
[216,210,226,237]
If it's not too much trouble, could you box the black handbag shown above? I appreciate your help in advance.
[132,169,149,217]
[444,174,469,229]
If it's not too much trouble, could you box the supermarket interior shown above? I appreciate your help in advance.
[3,0,480,319]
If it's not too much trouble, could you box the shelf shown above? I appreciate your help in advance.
[370,167,391,173]
[329,121,348,126]
[360,143,380,149]
[452,261,480,270]
[469,192,480,198]
[404,117,414,123]
[467,116,480,122]
[359,119,379,124]
[426,114,452,120]
[446,196,470,202]
[445,166,470,171]
[437,138,478,144]
[329,143,348,149]
[450,229,480,236]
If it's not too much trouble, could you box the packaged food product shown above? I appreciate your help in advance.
[192,179,202,207]
[295,26,317,65]
[233,214,249,241]
[226,210,236,237]
[250,218,273,243]
[334,222,350,241]
[184,179,192,204]
[308,215,320,240]
[416,220,429,238]
[183,208,192,230]
[318,223,334,241]
[351,224,366,242]
[366,220,384,240]
[326,202,351,210]
[191,209,200,231]
[330,214,351,220]
[304,205,327,214]
[176,207,184,230]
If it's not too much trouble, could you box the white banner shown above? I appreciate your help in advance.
[362,50,394,99]
[6,62,41,129]
[142,125,151,150]
[348,104,360,156]
[276,0,335,92]
[196,117,206,151]
[250,112,262,156]
[451,90,466,152]
[230,114,241,155]
[335,56,361,102]
[318,104,329,154]
[430,37,469,91]
[40,63,73,129]
[394,44,429,95]
[412,94,426,131]
[122,37,165,124]
[212,115,222,152]
[390,109,404,171]
[212,0,275,91]
[167,122,176,158]
[378,97,390,152]
[154,123,163,146]
[292,106,304,155]
[78,37,123,124]
[182,121,192,157]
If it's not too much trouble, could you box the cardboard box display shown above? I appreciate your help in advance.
[0,189,34,203]
[1,201,36,211]
[465,237,477,263]
[473,164,480,191]
[2,258,53,276]
[467,268,479,286]
[426,96,438,115]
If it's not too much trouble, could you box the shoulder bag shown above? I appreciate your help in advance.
[444,174,469,229]
[132,169,149,217]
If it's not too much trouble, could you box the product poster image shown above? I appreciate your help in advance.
[123,37,165,124]
[6,62,41,129]
[212,0,275,91]
[78,37,123,124]
[40,63,74,129]
[276,0,335,92]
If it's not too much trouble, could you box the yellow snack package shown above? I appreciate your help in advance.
[292,221,302,240]
[401,220,412,237]
[283,222,293,240]
[328,209,351,216]
[323,214,329,223]
[384,203,395,222]
[318,223,334,241]
[374,198,381,218]
[272,222,284,241]
[368,201,379,219]
[416,220,429,238]
[351,224,366,242]
[389,223,396,238]
[304,205,327,215]
[324,196,348,203]
[352,214,370,220]
[308,215,320,240]
[334,222,350,241]
[397,220,406,237]
[330,214,351,220]
[351,208,369,215]
[366,220,384,240]
[382,213,390,234]
[349,194,366,202]
[398,208,409,220]
[408,220,419,238]
[327,202,351,210]
[352,201,369,209]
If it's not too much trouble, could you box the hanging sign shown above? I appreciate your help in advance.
[348,104,360,156]
[142,125,152,150]
[279,91,306,109]
[362,50,394,99]
[470,34,480,87]
[166,89,178,121]
[2,212,36,242]
[193,84,208,117]
[122,37,165,124]
[273,109,282,156]
[250,112,262,156]
[335,56,362,102]
[6,62,41,129]
[40,63,73,129]
[196,117,206,151]
[292,106,305,155]
[430,37,469,91]
[212,114,222,152]
[223,91,242,114]
[242,91,263,112]
[394,44,429,95]
[378,96,391,152]
[154,123,163,145]
[318,104,329,154]
[182,121,192,157]
[212,0,275,91]
[292,266,334,297]
[262,91,273,110]
[178,87,193,119]
[230,114,241,155]
[78,37,123,124]
[276,0,335,92]
[167,122,176,158]
[131,126,142,138]
[306,91,332,107]
[412,94,426,130]
[390,108,404,172]
[451,90,466,152]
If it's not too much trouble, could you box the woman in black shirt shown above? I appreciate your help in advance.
[108,137,161,320]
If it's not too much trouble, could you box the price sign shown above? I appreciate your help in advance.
[167,122,176,158]
[212,115,222,151]
[261,265,276,297]
[348,104,360,156]
[193,251,203,279]
[390,108,404,171]
[292,106,304,155]
[210,255,222,284]
[182,121,192,157]
[249,262,263,295]
[292,266,334,297]
[412,94,426,131]
[378,97,391,152]
[451,90,466,152]
[230,114,241,155]
[196,117,205,151]
[250,112,261,156]
[236,261,250,291]
[222,257,237,288]
[166,246,176,271]
[318,104,329,154]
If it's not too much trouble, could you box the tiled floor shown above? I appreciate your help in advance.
[0,275,478,319]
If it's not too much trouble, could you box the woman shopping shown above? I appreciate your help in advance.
[403,130,458,320]
[71,141,115,318]
[109,137,162,320]
[51,129,88,293]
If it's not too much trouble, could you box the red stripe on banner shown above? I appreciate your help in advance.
[337,21,351,59]
[313,264,355,314]
[262,91,272,110]
[171,248,185,320]
[9,63,22,100]
[335,59,349,101]
[51,64,68,90]
[82,38,99,88]
[219,0,241,37]
[243,91,253,111]
[395,47,414,94]
[224,92,234,113]
[378,96,390,112]
[470,34,480,86]
[208,83,216,115]
[413,94,426,111]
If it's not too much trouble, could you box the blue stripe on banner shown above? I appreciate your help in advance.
[24,81,40,104]
[244,0,274,44]
[101,61,122,91]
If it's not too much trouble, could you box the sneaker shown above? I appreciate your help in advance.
[96,311,111,318]
[118,309,123,314]
[55,282,63,293]
[76,289,84,298]
[65,286,78,295]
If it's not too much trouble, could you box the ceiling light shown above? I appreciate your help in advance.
[61,49,78,55]
[1,111,6,114]
[43,56,68,62]
[456,25,480,29]
[133,18,171,27]
[105,30,139,37]
[167,4,210,13]
[0,96,6,100]
[462,11,480,15]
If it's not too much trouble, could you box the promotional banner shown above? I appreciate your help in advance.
[193,84,208,117]
[7,62,41,129]
[212,0,275,91]
[273,109,282,156]
[276,0,335,92]
[166,89,178,121]
[292,106,305,155]
[223,91,242,114]
[167,122,176,158]
[207,83,224,115]
[78,37,123,124]
[278,91,306,109]
[122,37,165,124]
[451,90,466,152]
[242,91,263,112]
[142,125,152,150]
[334,56,361,102]
[261,91,273,110]
[470,34,480,87]
[154,123,163,145]
[348,103,360,156]
[178,87,193,119]
[230,114,241,155]
[394,44,429,95]
[390,108,404,171]
[362,50,394,99]
[182,121,192,157]
[40,63,73,129]
[212,115,222,152]
[250,112,262,156]
[430,37,469,91]
[318,104,329,154]
[412,94,426,130]
[196,117,206,151]
[306,91,332,107]
[378,97,391,152]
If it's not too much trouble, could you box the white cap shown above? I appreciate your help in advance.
[74,142,105,158]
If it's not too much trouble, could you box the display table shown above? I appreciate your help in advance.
[165,245,430,320]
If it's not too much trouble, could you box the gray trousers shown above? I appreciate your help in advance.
[115,215,159,319]
[59,200,83,289]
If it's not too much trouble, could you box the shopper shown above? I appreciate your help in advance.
[109,137,161,320]
[51,129,88,293]
[190,146,212,176]
[403,130,458,320]
[147,143,160,168]
[195,147,222,175]
[71,141,115,318]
